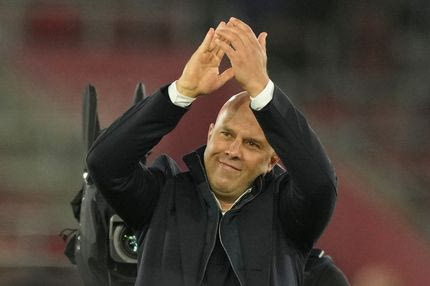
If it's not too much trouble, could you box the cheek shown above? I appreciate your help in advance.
[248,154,272,174]
[209,137,227,153]
[204,140,223,168]
[206,137,219,153]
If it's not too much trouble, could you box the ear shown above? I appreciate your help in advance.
[267,153,280,171]
[207,123,215,142]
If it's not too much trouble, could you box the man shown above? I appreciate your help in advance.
[87,17,337,286]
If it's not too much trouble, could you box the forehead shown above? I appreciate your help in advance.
[215,104,267,141]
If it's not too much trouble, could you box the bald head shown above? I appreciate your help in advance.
[214,91,252,127]
[221,91,250,112]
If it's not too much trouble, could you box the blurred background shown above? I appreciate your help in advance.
[0,0,429,285]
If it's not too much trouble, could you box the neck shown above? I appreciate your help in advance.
[213,188,251,213]
[218,199,235,213]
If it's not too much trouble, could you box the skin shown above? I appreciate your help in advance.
[204,92,279,211]
[176,17,277,211]
[214,18,269,97]
[176,17,269,98]
[176,22,234,98]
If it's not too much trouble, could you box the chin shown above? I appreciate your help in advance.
[213,181,229,192]
[212,180,234,194]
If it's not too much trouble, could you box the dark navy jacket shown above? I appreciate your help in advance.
[86,84,337,286]
[304,249,350,286]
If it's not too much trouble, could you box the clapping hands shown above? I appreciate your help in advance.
[176,18,270,98]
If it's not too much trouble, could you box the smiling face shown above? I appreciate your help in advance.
[203,92,279,202]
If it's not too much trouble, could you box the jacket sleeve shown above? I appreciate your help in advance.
[86,84,189,230]
[252,85,337,250]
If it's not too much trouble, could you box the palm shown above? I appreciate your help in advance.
[177,28,234,98]
[193,51,223,94]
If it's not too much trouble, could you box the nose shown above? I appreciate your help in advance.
[225,138,241,158]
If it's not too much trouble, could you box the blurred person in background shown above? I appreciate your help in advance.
[87,17,337,286]
[352,265,403,286]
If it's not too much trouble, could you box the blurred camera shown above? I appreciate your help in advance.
[109,215,138,264]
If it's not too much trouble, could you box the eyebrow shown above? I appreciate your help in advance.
[222,126,235,135]
[222,126,265,147]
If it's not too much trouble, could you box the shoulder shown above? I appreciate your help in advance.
[150,154,182,177]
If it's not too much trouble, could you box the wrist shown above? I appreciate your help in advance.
[176,79,199,98]
[246,75,270,98]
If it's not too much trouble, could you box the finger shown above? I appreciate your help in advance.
[258,32,268,53]
[216,47,225,60]
[209,41,225,62]
[229,17,254,34]
[211,22,227,55]
[199,28,214,51]
[215,38,237,62]
[211,44,221,57]
[228,17,259,48]
[221,23,258,50]
[210,22,226,51]
[214,67,235,90]
[210,38,225,61]
[215,28,245,51]
[211,34,222,53]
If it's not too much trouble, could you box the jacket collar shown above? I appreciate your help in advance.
[182,145,209,186]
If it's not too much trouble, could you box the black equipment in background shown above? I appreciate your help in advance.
[62,83,147,285]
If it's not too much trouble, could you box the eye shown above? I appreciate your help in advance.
[245,140,260,149]
[220,131,232,137]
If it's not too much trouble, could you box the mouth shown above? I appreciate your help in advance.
[219,161,241,172]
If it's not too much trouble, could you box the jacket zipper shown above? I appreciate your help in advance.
[199,215,220,285]
[218,214,244,286]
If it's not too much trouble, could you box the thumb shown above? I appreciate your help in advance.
[214,67,235,90]
[258,32,268,52]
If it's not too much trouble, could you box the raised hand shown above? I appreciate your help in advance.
[176,23,234,98]
[214,17,270,97]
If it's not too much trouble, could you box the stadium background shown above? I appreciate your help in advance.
[0,1,429,285]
